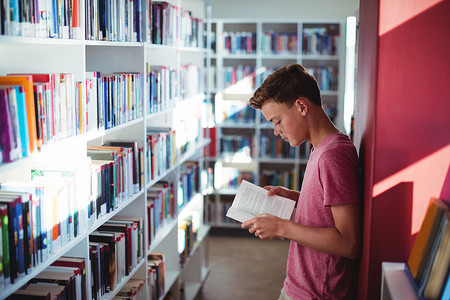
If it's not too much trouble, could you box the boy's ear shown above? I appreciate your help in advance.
[295,98,308,115]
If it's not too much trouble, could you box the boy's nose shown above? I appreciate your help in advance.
[274,128,280,136]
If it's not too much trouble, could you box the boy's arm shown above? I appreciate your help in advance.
[282,203,361,259]
[243,203,362,259]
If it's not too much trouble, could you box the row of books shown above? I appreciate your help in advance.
[207,200,235,225]
[178,214,198,267]
[146,63,205,116]
[85,0,148,42]
[0,0,204,46]
[215,169,254,190]
[147,127,176,181]
[222,31,257,55]
[146,162,201,250]
[0,168,89,287]
[0,73,144,165]
[305,66,338,91]
[87,72,144,130]
[0,138,145,286]
[260,135,297,160]
[220,135,255,163]
[7,256,87,300]
[407,197,450,299]
[179,161,200,208]
[0,74,82,163]
[6,216,144,299]
[147,181,176,247]
[0,0,82,39]
[180,64,204,100]
[259,169,297,191]
[151,1,204,47]
[302,26,339,56]
[261,31,298,55]
[87,140,144,222]
[222,103,256,124]
[177,116,201,156]
[222,65,256,90]
[147,252,165,299]
[147,64,178,115]
[89,217,144,299]
[219,28,339,56]
[112,279,146,300]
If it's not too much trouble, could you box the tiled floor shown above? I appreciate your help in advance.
[195,234,290,300]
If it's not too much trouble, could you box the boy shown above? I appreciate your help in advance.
[242,64,361,299]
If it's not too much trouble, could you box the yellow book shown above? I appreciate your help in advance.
[407,197,449,281]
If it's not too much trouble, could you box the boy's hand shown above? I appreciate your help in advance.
[263,185,299,202]
[242,214,286,240]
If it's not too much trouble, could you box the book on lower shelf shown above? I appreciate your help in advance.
[148,252,166,300]
[7,256,86,300]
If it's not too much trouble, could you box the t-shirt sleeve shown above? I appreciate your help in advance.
[319,145,361,207]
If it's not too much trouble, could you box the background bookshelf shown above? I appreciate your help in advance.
[0,0,212,299]
[204,19,346,228]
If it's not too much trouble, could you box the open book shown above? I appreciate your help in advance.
[226,180,296,223]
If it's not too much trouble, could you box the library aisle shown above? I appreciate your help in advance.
[196,235,290,300]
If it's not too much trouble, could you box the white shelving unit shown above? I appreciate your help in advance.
[206,19,347,228]
[381,262,419,300]
[0,0,212,299]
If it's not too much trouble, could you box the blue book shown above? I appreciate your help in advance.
[13,86,30,157]
[49,0,59,38]
[9,0,20,36]
[104,78,109,129]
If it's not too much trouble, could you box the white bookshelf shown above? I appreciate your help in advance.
[0,0,212,299]
[206,18,346,228]
[381,262,419,300]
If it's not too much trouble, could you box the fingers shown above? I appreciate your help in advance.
[263,185,278,196]
[241,219,252,229]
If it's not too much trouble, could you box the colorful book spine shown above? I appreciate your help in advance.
[0,203,11,287]
[0,76,38,154]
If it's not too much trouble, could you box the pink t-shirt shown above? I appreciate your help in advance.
[284,133,360,300]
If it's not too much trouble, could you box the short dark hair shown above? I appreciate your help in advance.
[249,64,322,109]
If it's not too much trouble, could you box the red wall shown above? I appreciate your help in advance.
[355,0,450,299]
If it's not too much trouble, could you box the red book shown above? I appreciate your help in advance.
[51,256,87,300]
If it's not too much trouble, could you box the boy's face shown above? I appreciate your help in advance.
[261,99,307,147]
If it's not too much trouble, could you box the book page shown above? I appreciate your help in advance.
[226,180,295,223]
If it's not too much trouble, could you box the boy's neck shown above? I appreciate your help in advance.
[308,108,340,148]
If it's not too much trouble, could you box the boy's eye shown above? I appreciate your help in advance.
[275,120,281,126]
